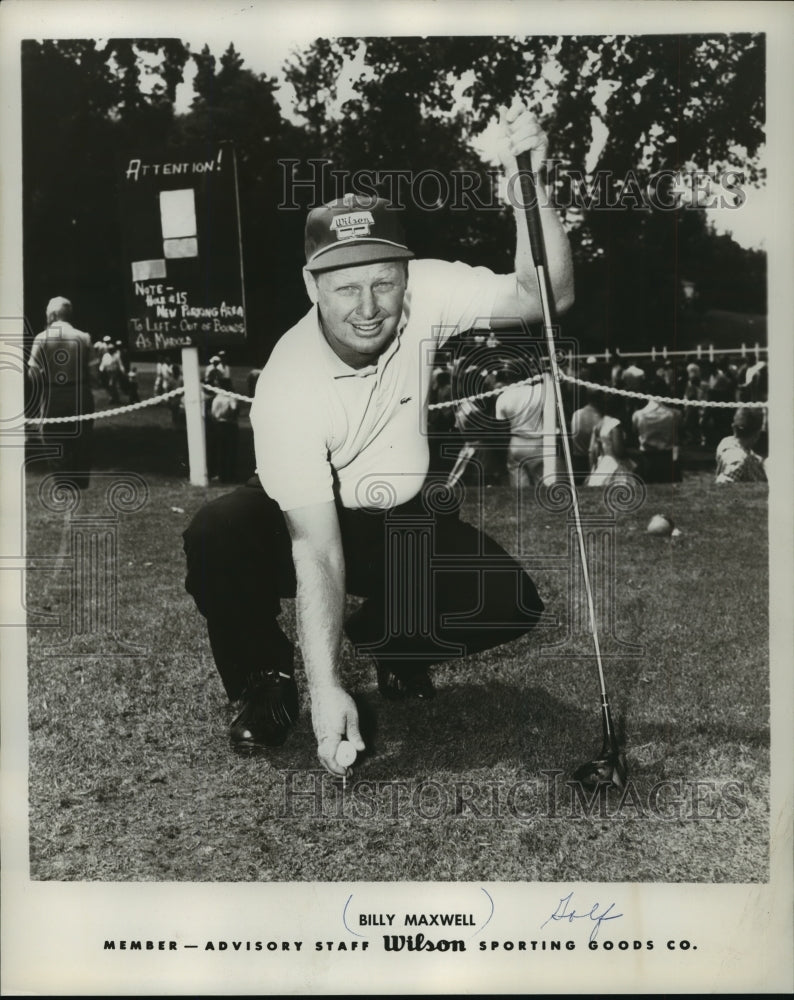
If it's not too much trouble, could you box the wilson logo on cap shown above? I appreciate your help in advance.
[330,211,375,241]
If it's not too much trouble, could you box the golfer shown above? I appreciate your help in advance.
[183,98,574,776]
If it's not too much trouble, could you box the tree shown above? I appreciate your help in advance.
[21,39,190,338]
[284,34,766,348]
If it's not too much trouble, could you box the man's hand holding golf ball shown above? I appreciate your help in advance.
[311,682,365,777]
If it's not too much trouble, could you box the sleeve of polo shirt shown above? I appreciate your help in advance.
[250,365,334,511]
[413,259,513,342]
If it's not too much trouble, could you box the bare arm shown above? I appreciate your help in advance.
[285,501,364,775]
[492,100,575,321]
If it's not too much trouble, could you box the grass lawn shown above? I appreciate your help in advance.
[24,372,769,883]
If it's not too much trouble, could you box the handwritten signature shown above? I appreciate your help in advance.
[541,892,623,941]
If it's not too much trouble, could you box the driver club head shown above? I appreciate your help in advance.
[572,749,628,791]
[573,704,628,791]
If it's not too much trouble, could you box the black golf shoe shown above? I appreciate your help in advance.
[230,670,299,754]
[376,663,435,700]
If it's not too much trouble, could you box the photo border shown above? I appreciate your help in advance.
[2,0,792,994]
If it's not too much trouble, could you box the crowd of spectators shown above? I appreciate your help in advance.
[427,344,769,489]
[74,330,768,490]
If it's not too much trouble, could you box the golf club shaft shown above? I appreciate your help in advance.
[515,153,614,738]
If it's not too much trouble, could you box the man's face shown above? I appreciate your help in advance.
[304,261,408,369]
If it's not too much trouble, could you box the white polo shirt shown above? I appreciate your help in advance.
[252,258,512,511]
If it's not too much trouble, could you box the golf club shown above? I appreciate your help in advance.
[515,149,627,792]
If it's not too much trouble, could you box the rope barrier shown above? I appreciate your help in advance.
[25,372,768,425]
[557,374,768,410]
[25,387,186,424]
[428,373,545,410]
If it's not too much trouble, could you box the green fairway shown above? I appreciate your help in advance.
[23,387,769,883]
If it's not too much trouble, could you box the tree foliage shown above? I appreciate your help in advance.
[22,39,190,337]
[285,33,766,346]
[21,33,766,360]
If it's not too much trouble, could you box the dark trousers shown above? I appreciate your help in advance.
[37,384,94,489]
[571,453,591,485]
[182,477,544,701]
[207,420,239,483]
[638,449,681,484]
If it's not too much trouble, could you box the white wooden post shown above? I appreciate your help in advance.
[754,342,760,362]
[651,347,656,361]
[741,342,746,359]
[708,343,715,362]
[181,346,208,486]
[542,370,558,483]
[662,345,668,360]
[696,344,702,360]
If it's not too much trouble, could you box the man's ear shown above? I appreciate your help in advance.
[303,268,319,304]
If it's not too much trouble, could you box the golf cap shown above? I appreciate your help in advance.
[304,194,414,273]
[103,335,112,343]
[732,406,764,435]
[210,355,221,363]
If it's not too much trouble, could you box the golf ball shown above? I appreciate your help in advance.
[335,740,357,767]
[647,514,673,536]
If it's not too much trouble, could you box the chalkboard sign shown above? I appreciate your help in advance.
[119,141,246,354]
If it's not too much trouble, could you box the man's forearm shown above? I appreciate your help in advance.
[292,542,346,694]
[513,177,574,313]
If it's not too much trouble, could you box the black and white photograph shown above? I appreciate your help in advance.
[1,0,792,994]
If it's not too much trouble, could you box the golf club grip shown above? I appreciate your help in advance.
[515,152,545,268]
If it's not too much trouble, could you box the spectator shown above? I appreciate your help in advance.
[619,361,646,444]
[208,377,240,484]
[99,343,125,404]
[126,366,140,404]
[246,368,262,399]
[494,370,551,489]
[115,339,130,390]
[715,407,767,484]
[586,394,636,487]
[170,363,185,427]
[702,356,736,449]
[681,362,706,447]
[738,359,768,456]
[659,361,675,392]
[631,377,682,483]
[739,359,768,404]
[95,334,113,390]
[204,354,226,389]
[569,387,604,484]
[154,353,175,396]
[446,394,494,487]
[621,362,645,391]
[27,296,94,489]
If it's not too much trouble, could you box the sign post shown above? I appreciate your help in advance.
[118,141,246,485]
[181,347,207,486]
